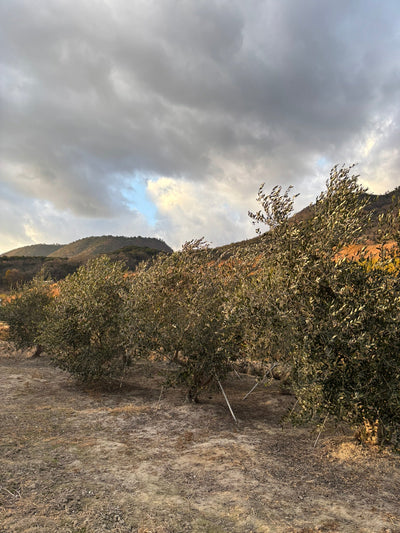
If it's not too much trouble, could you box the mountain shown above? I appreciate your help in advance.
[2,244,64,258]
[47,235,172,260]
[0,236,172,291]
[2,235,172,260]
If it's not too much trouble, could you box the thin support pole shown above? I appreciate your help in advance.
[287,398,299,419]
[157,385,164,405]
[313,414,329,448]
[233,368,242,380]
[242,362,279,400]
[216,377,238,424]
[242,380,260,401]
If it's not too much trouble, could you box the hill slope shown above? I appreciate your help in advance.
[48,236,172,260]
[2,244,64,258]
[2,235,172,260]
[0,236,172,289]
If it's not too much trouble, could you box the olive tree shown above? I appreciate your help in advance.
[39,256,131,383]
[246,165,400,444]
[292,258,400,444]
[123,240,243,401]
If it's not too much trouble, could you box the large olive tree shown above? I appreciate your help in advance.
[246,165,400,444]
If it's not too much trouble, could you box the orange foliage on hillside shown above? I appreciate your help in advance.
[336,241,398,261]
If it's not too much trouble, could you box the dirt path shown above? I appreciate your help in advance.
[0,343,399,532]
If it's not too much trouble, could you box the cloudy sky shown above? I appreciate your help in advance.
[1,0,399,253]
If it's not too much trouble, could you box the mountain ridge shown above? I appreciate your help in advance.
[2,235,172,259]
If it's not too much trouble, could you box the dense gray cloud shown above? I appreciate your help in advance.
[1,0,399,251]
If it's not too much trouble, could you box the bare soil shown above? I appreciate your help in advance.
[0,342,399,533]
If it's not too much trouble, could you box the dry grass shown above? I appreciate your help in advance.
[0,345,399,533]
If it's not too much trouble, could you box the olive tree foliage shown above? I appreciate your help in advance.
[376,188,400,257]
[293,259,400,444]
[223,248,292,372]
[0,274,53,356]
[122,239,243,401]
[39,256,131,383]
[233,166,367,368]
[233,184,302,367]
[246,165,400,444]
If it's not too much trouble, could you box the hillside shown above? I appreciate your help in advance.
[48,235,172,260]
[2,235,172,260]
[108,245,166,271]
[2,244,64,258]
[0,256,80,292]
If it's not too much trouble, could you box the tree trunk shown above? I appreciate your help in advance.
[31,344,43,358]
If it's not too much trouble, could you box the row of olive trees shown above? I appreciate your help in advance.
[0,243,245,401]
[1,165,399,444]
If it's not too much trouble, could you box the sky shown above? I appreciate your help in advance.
[1,0,400,253]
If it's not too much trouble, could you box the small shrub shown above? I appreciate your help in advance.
[0,275,53,355]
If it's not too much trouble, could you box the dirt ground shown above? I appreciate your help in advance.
[0,341,399,533]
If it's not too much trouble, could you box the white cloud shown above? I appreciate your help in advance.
[148,174,263,249]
